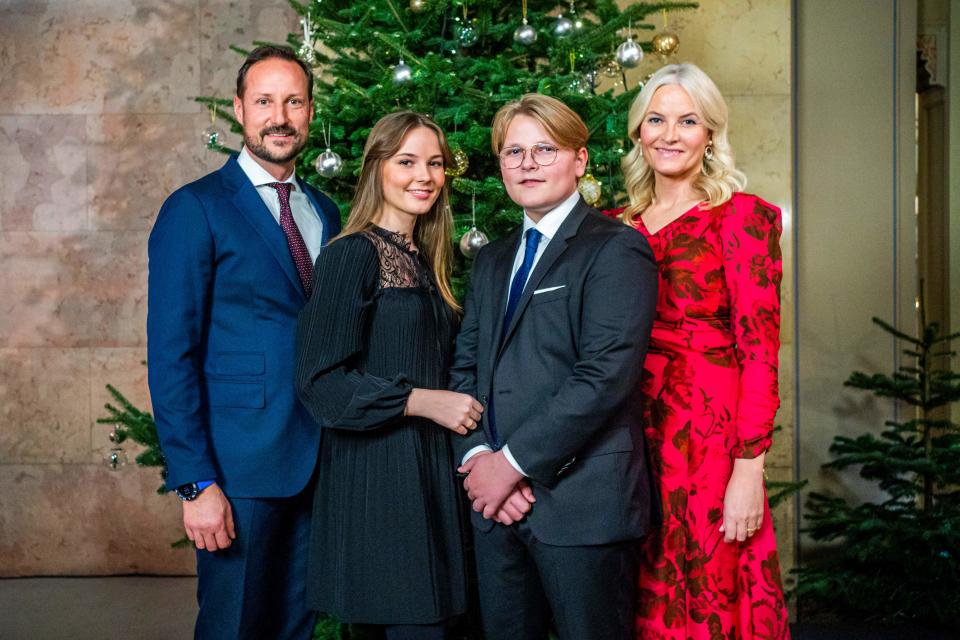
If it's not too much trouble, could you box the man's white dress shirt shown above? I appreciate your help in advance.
[237,146,326,263]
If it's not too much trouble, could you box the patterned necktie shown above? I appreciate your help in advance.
[503,228,542,333]
[267,182,313,297]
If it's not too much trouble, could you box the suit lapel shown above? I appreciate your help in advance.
[486,227,521,373]
[301,181,337,244]
[221,157,306,302]
[498,199,590,353]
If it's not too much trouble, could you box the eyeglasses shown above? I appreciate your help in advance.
[498,143,560,169]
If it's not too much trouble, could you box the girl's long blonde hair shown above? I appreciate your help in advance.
[621,63,746,224]
[334,111,459,311]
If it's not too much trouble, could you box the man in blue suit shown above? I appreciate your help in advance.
[147,45,341,639]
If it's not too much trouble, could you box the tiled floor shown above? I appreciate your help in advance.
[0,576,197,640]
[0,577,954,639]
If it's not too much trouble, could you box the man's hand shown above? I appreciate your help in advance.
[459,450,524,519]
[494,480,536,525]
[182,483,236,552]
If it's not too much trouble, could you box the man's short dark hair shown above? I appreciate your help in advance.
[236,45,314,100]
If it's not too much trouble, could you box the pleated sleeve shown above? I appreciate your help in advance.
[720,193,783,458]
[295,234,413,430]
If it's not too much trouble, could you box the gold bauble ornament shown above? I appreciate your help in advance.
[409,0,427,13]
[601,58,621,78]
[446,147,469,177]
[577,173,602,206]
[651,32,680,57]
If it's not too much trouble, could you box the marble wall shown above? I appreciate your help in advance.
[795,0,918,537]
[0,0,298,576]
[0,0,794,577]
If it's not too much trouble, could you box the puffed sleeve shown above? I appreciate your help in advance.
[295,234,413,430]
[720,193,782,458]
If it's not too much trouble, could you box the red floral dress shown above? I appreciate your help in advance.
[617,193,790,639]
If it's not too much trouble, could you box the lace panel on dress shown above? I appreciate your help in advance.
[363,228,432,290]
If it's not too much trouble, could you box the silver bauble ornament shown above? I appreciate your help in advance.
[201,126,224,148]
[297,42,317,65]
[552,15,573,38]
[581,70,599,94]
[569,74,590,94]
[458,23,478,47]
[513,22,537,46]
[409,0,427,13]
[445,147,469,177]
[104,447,128,471]
[459,226,490,258]
[577,173,602,206]
[615,38,644,68]
[392,59,413,85]
[315,148,343,178]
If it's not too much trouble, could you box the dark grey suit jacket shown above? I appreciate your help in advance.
[449,197,658,546]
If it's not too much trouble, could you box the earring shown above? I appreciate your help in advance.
[704,142,714,161]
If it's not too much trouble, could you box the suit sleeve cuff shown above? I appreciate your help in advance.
[461,444,493,467]
[501,445,527,477]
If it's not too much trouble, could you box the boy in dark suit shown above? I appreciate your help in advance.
[450,94,658,640]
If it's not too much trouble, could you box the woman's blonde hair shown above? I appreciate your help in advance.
[620,63,746,224]
[334,111,459,311]
[490,93,589,155]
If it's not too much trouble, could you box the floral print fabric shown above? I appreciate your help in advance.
[626,193,790,639]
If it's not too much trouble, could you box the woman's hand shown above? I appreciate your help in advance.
[720,454,766,543]
[405,389,483,435]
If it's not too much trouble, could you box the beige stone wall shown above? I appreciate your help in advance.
[795,0,918,534]
[0,0,793,577]
[0,0,296,576]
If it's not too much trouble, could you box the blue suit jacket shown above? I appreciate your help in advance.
[147,156,341,498]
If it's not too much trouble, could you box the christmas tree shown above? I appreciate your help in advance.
[107,2,700,636]
[795,316,960,628]
[198,0,697,292]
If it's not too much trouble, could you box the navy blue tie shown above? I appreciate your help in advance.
[503,228,542,334]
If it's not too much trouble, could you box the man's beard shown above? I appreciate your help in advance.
[244,125,306,165]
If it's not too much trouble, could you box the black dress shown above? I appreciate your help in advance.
[295,227,467,624]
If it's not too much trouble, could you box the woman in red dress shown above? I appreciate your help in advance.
[619,63,790,639]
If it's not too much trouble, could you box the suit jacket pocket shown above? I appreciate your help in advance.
[529,288,570,306]
[581,428,633,457]
[213,352,265,376]
[208,381,265,408]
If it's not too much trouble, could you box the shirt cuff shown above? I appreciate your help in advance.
[501,445,527,477]
[196,479,216,491]
[461,444,493,467]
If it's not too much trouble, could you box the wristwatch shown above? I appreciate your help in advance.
[175,482,204,501]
